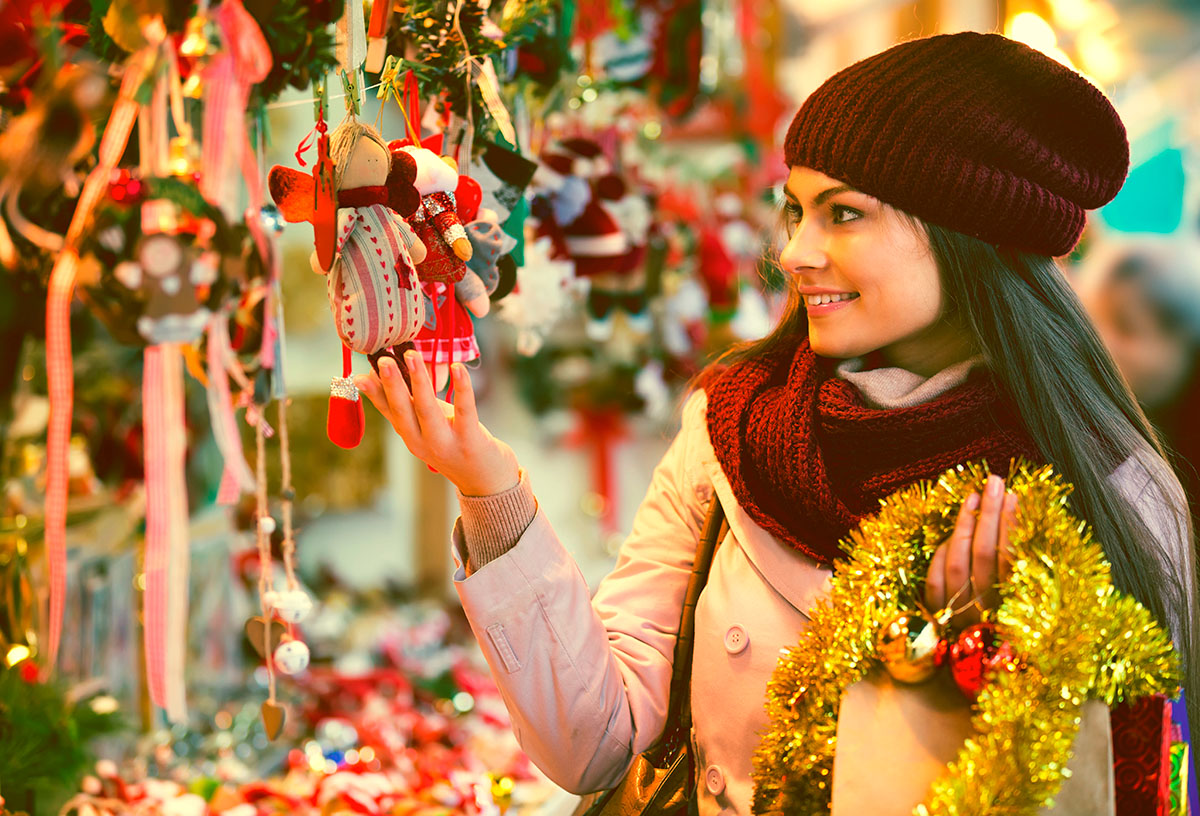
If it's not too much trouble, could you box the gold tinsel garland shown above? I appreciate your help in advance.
[750,461,1182,815]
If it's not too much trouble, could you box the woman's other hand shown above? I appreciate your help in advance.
[924,474,1019,625]
[357,352,520,497]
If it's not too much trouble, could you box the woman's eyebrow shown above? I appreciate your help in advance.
[814,184,859,206]
[783,183,861,206]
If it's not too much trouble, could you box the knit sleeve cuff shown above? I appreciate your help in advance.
[456,470,538,569]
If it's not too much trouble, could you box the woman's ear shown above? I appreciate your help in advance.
[268,166,317,223]
[386,150,421,217]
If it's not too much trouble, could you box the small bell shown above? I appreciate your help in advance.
[876,611,944,684]
[273,639,310,675]
[263,589,313,623]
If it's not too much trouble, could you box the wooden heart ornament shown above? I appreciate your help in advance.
[261,700,286,741]
[244,616,287,659]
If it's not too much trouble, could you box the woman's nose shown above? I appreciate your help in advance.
[779,220,827,272]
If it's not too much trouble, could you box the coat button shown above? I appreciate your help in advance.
[724,624,749,655]
[705,764,726,795]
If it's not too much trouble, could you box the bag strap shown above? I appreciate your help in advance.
[658,494,727,755]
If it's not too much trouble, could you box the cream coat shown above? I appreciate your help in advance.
[452,387,1188,816]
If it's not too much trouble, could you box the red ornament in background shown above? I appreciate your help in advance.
[19,659,40,683]
[947,622,1019,700]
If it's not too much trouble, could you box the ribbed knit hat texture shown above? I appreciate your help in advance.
[784,32,1129,256]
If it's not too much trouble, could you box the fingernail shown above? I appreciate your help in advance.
[965,493,981,510]
[987,475,1004,497]
[380,359,395,378]
[405,351,418,369]
[353,375,369,390]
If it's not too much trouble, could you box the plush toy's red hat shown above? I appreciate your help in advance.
[387,133,445,155]
[539,152,574,177]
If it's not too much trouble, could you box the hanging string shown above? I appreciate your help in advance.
[254,418,278,705]
[452,0,476,164]
[277,398,299,591]
[265,82,384,111]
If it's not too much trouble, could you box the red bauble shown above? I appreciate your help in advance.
[108,172,144,205]
[948,622,1019,700]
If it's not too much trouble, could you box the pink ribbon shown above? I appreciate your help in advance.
[42,48,146,677]
[200,0,272,500]
[207,318,255,504]
[142,345,189,722]
[200,0,271,215]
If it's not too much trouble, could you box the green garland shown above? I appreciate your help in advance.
[751,460,1182,815]
[0,666,123,811]
[384,0,560,137]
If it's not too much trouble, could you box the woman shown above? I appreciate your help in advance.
[358,32,1199,813]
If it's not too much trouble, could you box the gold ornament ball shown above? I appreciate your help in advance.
[876,611,943,683]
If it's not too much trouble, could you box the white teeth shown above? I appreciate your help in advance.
[806,293,858,306]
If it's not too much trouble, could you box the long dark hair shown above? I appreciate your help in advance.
[716,217,1200,727]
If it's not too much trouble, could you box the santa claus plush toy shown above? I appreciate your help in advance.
[534,138,652,339]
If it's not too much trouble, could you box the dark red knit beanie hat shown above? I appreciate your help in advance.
[784,32,1129,256]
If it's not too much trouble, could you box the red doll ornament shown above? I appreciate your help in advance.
[390,138,487,391]
[269,119,427,448]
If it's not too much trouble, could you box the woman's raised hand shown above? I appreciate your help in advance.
[924,474,1019,625]
[356,351,521,497]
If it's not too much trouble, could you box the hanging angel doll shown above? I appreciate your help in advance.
[269,119,426,448]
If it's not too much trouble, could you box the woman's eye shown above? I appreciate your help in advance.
[831,205,862,224]
[783,203,803,230]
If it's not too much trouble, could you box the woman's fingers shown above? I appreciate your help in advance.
[450,364,479,433]
[403,351,450,439]
[971,475,1006,611]
[373,358,421,437]
[997,493,1019,584]
[943,491,980,614]
[925,542,949,612]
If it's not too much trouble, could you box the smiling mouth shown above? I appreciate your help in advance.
[804,293,860,306]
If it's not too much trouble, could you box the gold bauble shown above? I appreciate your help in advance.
[876,611,943,684]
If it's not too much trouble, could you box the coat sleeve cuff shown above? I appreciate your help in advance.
[456,469,538,569]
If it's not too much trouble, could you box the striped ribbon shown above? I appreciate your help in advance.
[207,318,255,503]
[201,0,271,501]
[42,46,147,677]
[142,344,189,722]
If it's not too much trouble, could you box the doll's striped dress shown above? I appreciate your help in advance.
[326,204,424,355]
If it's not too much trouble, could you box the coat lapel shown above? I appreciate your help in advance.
[691,393,833,617]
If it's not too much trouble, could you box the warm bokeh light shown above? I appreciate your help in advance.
[6,644,31,667]
[1077,29,1122,84]
[1007,12,1058,53]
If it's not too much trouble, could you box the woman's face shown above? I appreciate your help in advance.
[1080,277,1192,409]
[780,167,971,376]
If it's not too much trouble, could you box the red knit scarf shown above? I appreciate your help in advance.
[705,337,1042,565]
